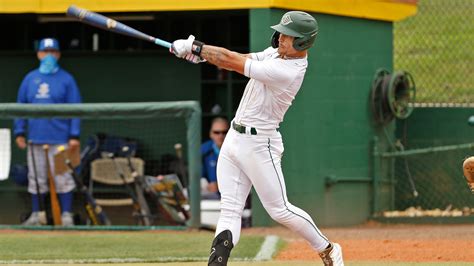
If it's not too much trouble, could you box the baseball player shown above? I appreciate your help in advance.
[14,38,82,226]
[171,11,344,265]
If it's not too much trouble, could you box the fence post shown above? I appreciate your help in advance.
[372,136,380,215]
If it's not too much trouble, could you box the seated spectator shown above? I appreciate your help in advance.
[201,117,229,199]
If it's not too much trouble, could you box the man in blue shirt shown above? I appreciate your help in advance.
[201,117,229,199]
[14,38,82,226]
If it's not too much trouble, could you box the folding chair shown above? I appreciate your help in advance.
[89,157,145,222]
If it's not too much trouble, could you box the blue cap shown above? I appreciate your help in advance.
[38,38,60,51]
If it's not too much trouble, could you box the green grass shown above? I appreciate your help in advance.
[394,0,473,103]
[1,231,471,265]
[9,262,474,266]
[0,232,264,262]
[273,238,287,259]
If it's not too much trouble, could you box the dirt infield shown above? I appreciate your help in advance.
[244,222,474,262]
[1,223,472,264]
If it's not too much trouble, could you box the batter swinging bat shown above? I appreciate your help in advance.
[66,5,171,49]
[43,145,62,225]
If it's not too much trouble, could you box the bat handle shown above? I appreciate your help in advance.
[155,38,171,49]
[174,143,183,159]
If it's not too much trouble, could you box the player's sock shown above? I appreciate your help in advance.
[31,193,45,212]
[58,191,73,213]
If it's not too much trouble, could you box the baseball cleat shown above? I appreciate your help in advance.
[22,212,44,226]
[208,230,234,266]
[319,242,344,266]
[61,212,75,226]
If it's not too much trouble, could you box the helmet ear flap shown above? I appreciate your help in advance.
[293,34,317,51]
[293,37,306,51]
[271,31,280,48]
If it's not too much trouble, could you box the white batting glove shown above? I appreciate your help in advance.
[170,35,195,58]
[184,53,206,64]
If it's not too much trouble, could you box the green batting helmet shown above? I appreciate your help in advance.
[270,11,319,51]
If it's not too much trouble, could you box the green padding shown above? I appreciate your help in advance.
[0,101,198,119]
[0,101,202,228]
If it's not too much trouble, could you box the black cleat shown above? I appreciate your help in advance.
[208,230,234,266]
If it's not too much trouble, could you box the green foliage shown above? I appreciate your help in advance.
[394,0,473,103]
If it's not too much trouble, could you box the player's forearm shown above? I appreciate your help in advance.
[240,53,252,58]
[201,45,246,74]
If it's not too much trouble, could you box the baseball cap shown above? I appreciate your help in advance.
[38,38,60,51]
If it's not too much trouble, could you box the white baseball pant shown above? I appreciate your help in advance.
[27,144,76,194]
[215,125,330,252]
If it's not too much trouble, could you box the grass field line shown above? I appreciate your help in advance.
[0,257,266,264]
[0,235,279,264]
[254,235,279,261]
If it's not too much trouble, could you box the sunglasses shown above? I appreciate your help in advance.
[212,130,228,135]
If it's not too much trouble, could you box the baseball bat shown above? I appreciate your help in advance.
[57,146,111,225]
[174,143,188,188]
[43,145,62,225]
[66,5,171,49]
[29,141,47,225]
[106,152,153,225]
[121,146,153,226]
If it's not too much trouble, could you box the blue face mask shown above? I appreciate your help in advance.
[39,54,59,74]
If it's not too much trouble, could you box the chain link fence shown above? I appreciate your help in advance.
[380,144,474,218]
[394,0,474,105]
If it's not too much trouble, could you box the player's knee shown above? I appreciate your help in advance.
[268,208,293,226]
[208,230,234,266]
[219,203,244,219]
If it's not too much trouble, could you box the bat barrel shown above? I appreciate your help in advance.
[66,5,83,18]
[66,5,171,49]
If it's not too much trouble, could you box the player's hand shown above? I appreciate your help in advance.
[184,53,206,64]
[15,136,26,150]
[207,182,219,193]
[170,35,195,58]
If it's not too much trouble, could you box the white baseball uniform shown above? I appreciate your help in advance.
[215,47,330,252]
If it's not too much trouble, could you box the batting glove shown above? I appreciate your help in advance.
[170,35,205,58]
[184,53,206,64]
[170,35,195,58]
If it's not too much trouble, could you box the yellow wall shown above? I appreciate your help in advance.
[0,0,417,21]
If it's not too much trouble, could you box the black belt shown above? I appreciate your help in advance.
[232,122,257,135]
